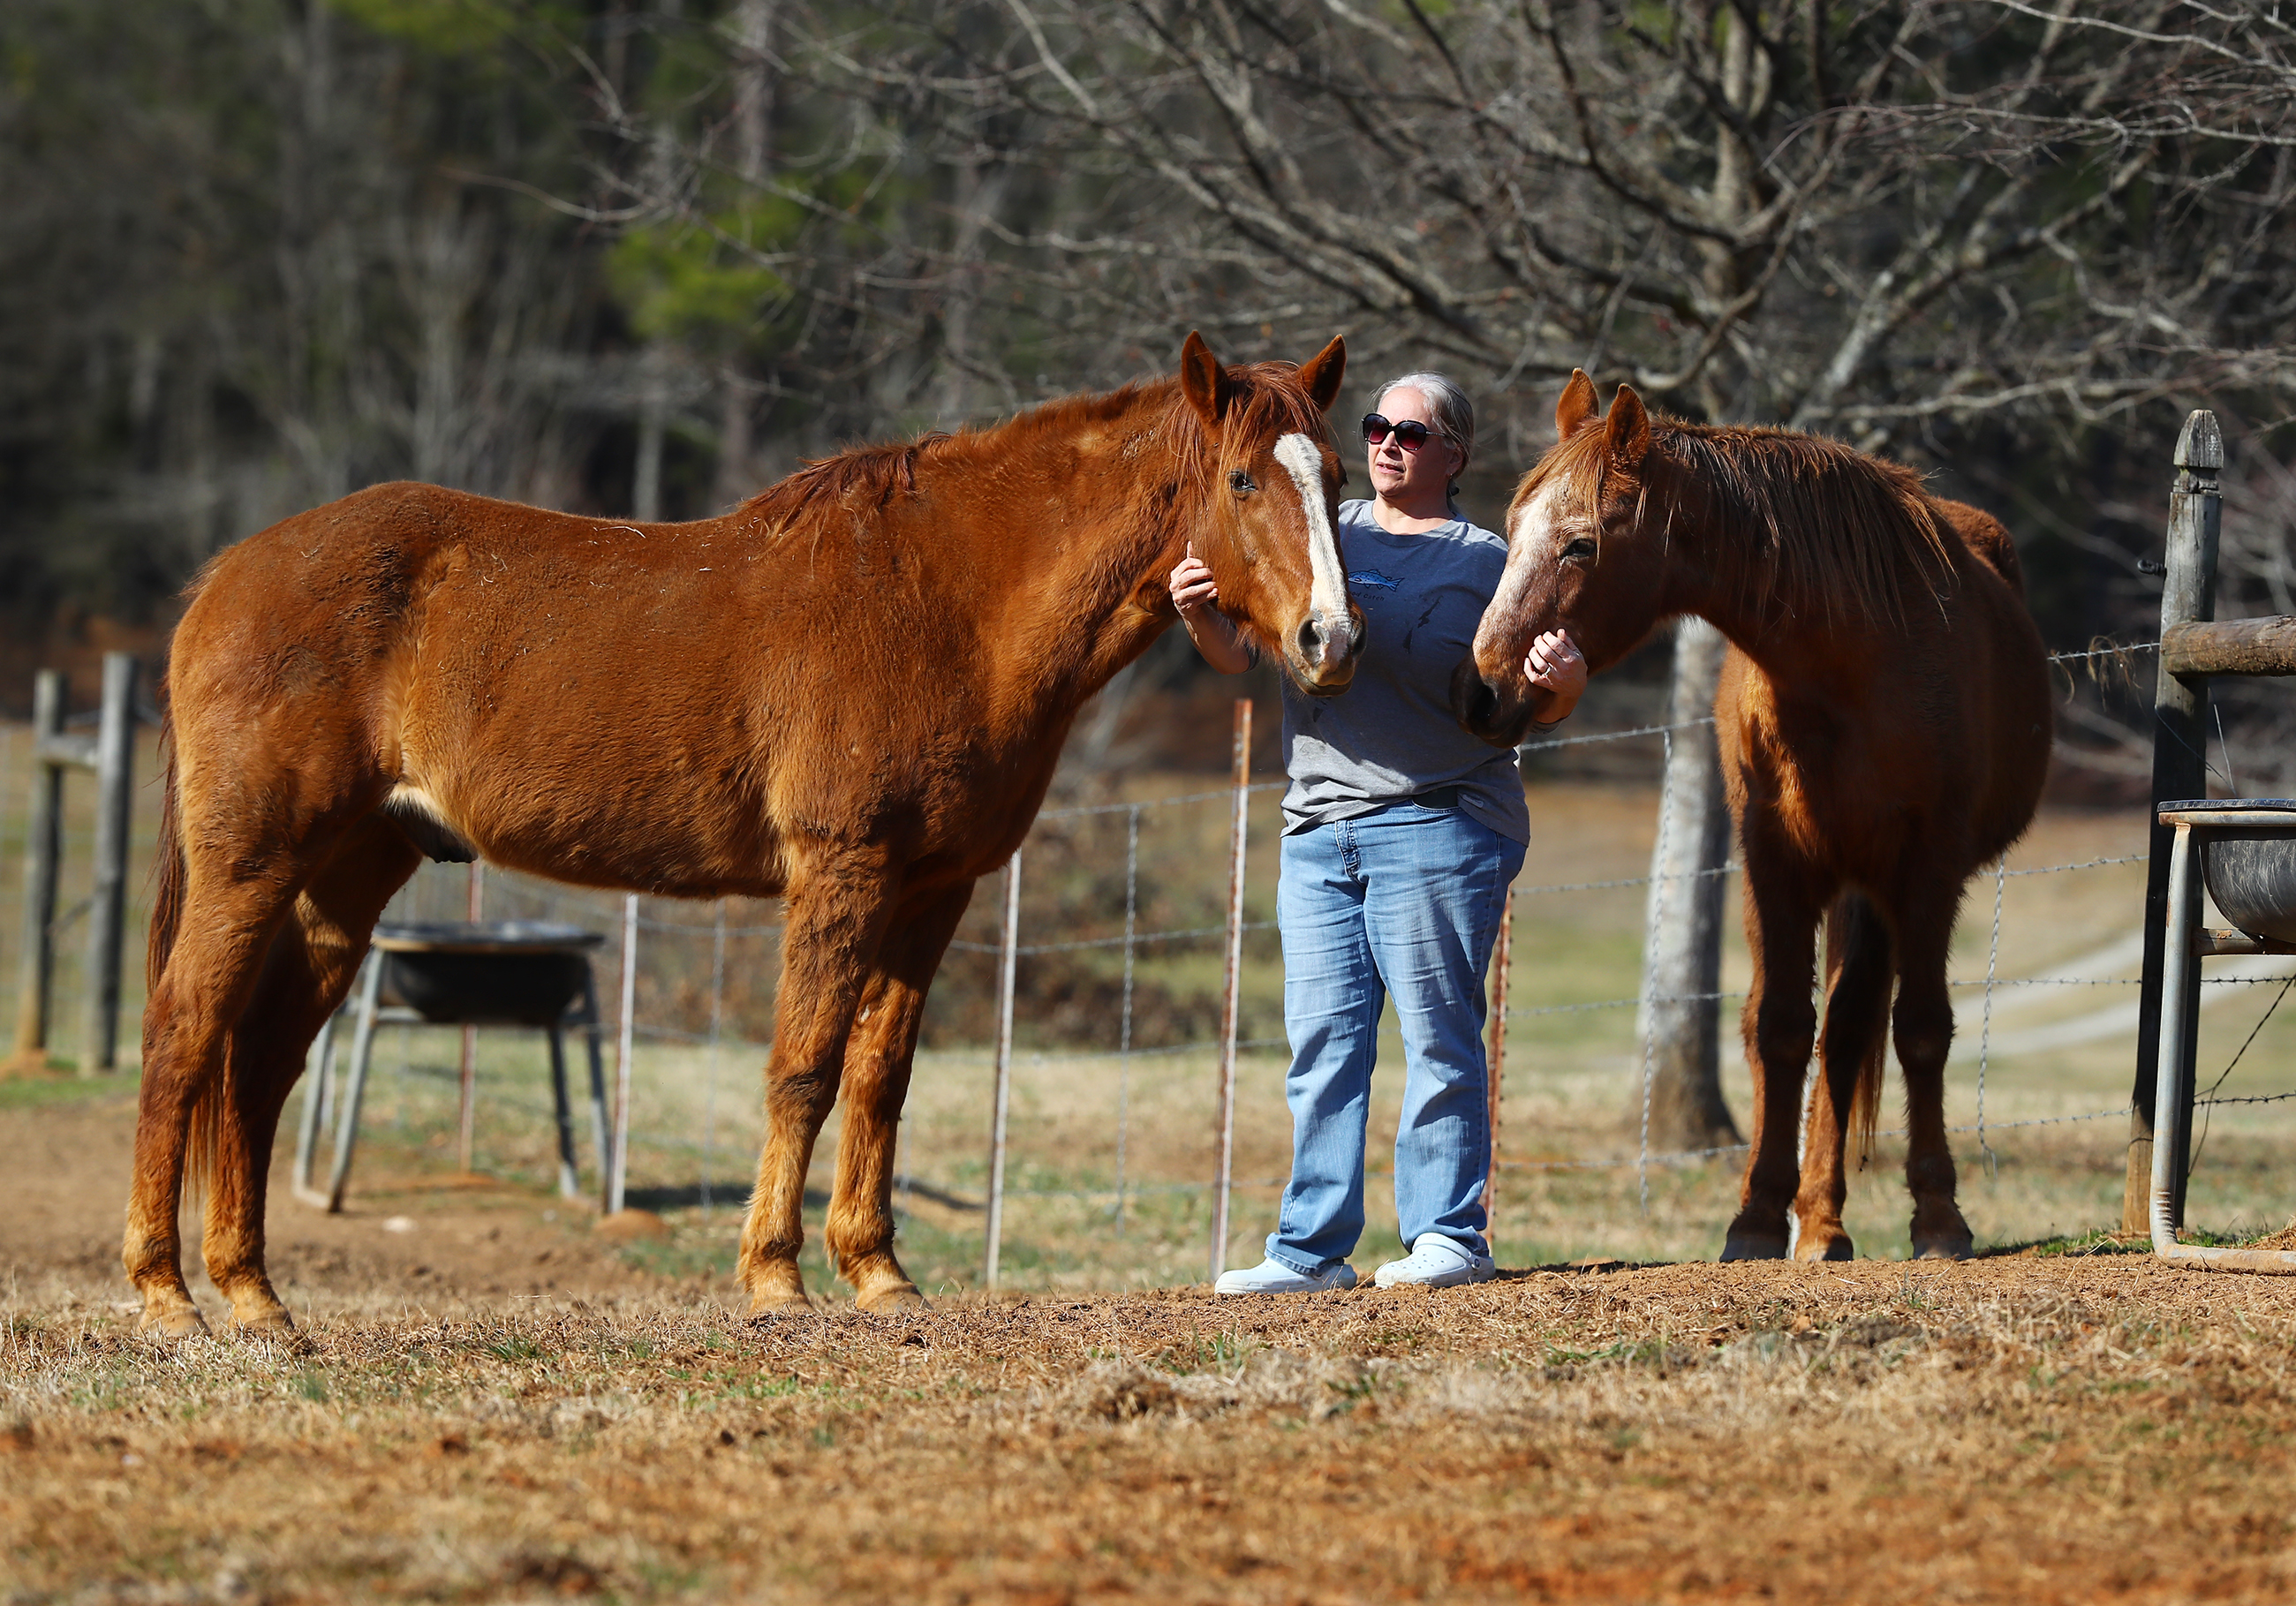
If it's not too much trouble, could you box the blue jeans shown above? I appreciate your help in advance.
[1265,802,1525,1274]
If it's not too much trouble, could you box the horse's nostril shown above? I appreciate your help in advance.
[1469,676,1500,731]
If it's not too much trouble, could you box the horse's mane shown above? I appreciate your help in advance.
[1544,418,1956,627]
[737,366,1329,530]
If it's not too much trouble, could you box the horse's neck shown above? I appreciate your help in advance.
[1657,461,1870,694]
[945,405,1191,722]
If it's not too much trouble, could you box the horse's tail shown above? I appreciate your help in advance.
[1825,891,1893,1170]
[145,690,221,1203]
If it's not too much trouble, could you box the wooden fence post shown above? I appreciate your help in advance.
[80,652,137,1074]
[985,851,1022,1289]
[2125,410,2222,1234]
[1208,698,1250,1282]
[10,671,64,1073]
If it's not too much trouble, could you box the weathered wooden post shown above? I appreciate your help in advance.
[1637,618,1741,1150]
[10,671,66,1074]
[11,656,138,1075]
[2125,411,2222,1233]
[1208,698,1250,1282]
[81,652,138,1074]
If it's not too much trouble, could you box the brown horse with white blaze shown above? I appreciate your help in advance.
[129,333,1359,1337]
[1456,373,2048,1261]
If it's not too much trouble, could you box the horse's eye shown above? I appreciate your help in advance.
[1561,537,1597,562]
[1229,471,1257,496]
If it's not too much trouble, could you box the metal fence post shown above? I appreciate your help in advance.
[2126,410,2222,1233]
[985,851,1022,1289]
[607,892,638,1216]
[1483,886,1514,1252]
[457,861,483,1169]
[1209,698,1250,1282]
[10,671,65,1072]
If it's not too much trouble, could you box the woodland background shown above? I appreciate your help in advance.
[8,0,2296,780]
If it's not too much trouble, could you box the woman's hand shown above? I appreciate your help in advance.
[1524,628,1588,722]
[1170,542,1254,674]
[1169,544,1220,616]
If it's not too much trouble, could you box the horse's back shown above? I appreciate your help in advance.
[1936,498,2025,597]
[1714,488,2048,877]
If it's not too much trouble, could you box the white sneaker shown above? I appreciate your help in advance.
[1213,1257,1357,1296]
[1374,1234,1496,1289]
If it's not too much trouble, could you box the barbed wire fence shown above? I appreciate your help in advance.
[9,632,2296,1281]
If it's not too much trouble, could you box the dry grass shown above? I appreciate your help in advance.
[13,732,2296,1600]
[9,1261,2296,1602]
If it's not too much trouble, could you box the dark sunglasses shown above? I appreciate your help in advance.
[1362,413,1435,451]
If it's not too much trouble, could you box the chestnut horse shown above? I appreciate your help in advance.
[129,333,1360,1337]
[1458,373,2048,1261]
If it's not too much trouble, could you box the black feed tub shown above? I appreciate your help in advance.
[373,921,605,1027]
[2189,800,2296,945]
[294,920,612,1212]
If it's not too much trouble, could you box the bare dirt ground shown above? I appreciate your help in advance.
[11,1084,2296,1604]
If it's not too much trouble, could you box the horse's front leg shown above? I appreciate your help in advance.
[1720,824,1826,1263]
[1889,882,1973,1260]
[737,847,899,1314]
[826,881,974,1313]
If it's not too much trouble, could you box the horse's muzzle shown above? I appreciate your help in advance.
[1450,652,1531,748]
[1291,605,1364,696]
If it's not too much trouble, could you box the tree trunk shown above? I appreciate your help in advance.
[1635,616,1741,1151]
[633,343,668,523]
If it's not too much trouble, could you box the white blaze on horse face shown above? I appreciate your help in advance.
[1509,479,1567,563]
[1478,479,1567,667]
[1273,433,1348,627]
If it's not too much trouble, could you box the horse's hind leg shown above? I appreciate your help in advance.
[200,818,421,1337]
[1794,893,1893,1262]
[737,848,899,1314]
[1891,885,1972,1259]
[127,869,307,1338]
[826,882,973,1314]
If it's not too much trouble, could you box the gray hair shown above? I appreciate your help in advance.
[1371,371,1475,491]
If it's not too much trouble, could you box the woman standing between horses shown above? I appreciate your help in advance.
[1173,373,1587,1292]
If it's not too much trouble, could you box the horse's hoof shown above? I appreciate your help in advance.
[854,1283,927,1315]
[1719,1234,1789,1262]
[137,1303,212,1341]
[1794,1230,1856,1262]
[746,1290,818,1317]
[233,1312,309,1351]
[1911,1202,1974,1260]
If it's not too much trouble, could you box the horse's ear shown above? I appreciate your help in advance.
[1179,331,1232,426]
[1556,369,1597,441]
[1296,336,1347,413]
[1605,383,1650,470]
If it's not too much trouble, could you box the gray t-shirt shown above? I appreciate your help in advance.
[1279,500,1531,844]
